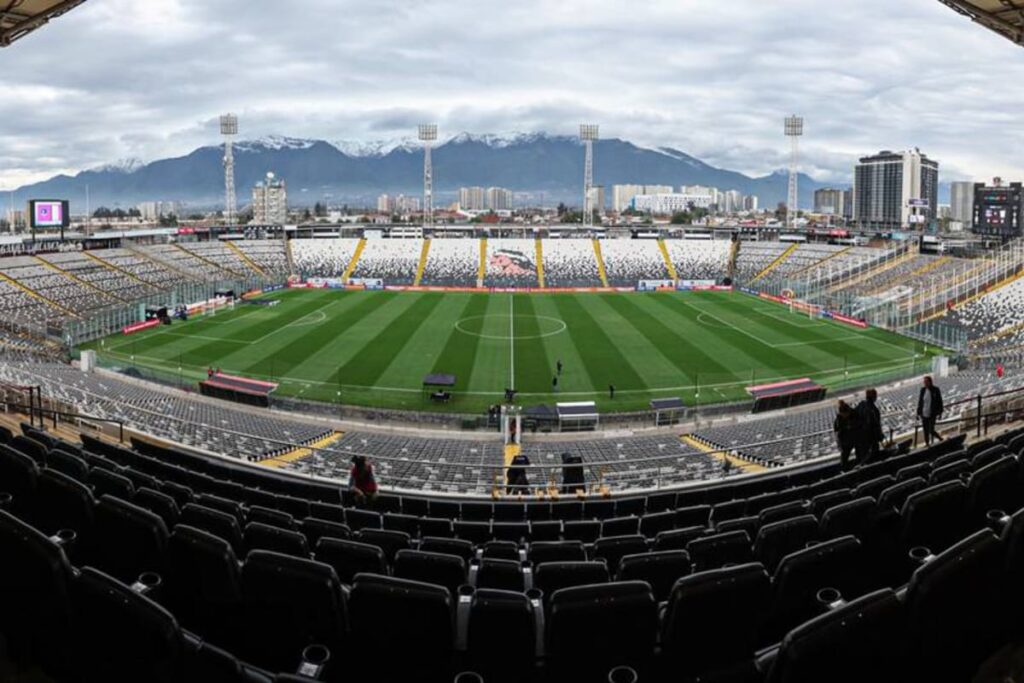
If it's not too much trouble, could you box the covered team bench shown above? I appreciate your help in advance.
[557,401,599,432]
[424,373,456,403]
[747,378,826,414]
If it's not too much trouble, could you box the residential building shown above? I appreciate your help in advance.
[853,149,939,231]
[612,184,673,212]
[486,187,513,211]
[743,195,759,212]
[813,188,848,216]
[950,181,974,227]
[252,173,287,224]
[459,187,486,211]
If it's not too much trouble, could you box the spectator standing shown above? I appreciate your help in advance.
[917,376,945,446]
[609,384,615,400]
[833,400,859,471]
[855,389,885,465]
[506,453,531,495]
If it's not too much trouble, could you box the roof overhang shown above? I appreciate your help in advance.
[1,0,87,47]
[938,0,1024,46]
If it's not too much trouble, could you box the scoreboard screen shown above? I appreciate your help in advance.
[973,183,1022,238]
[28,200,70,229]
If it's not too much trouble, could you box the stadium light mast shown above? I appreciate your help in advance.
[419,124,438,230]
[784,115,803,231]
[220,114,239,226]
[580,124,599,230]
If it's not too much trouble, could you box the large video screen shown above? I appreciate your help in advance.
[29,200,69,229]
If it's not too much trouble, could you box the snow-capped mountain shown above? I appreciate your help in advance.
[91,158,146,174]
[7,132,832,209]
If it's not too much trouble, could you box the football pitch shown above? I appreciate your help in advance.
[83,289,940,413]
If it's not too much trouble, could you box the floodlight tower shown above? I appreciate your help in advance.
[580,124,599,230]
[784,115,803,231]
[419,124,438,230]
[220,114,239,226]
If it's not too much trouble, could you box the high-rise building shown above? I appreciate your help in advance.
[722,190,744,213]
[587,186,606,213]
[853,149,939,231]
[813,188,848,216]
[396,195,421,213]
[252,173,287,224]
[950,181,974,228]
[377,194,395,214]
[612,184,673,212]
[632,189,717,214]
[486,187,513,211]
[743,195,759,212]
[459,187,486,211]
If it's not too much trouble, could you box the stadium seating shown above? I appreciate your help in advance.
[665,238,731,281]
[350,238,422,283]
[420,238,480,286]
[541,239,602,287]
[599,238,668,286]
[290,238,359,278]
[485,238,540,288]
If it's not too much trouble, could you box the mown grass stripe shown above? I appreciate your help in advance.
[512,294,554,394]
[430,294,490,390]
[552,294,645,392]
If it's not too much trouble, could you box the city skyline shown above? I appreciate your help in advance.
[2,0,1024,192]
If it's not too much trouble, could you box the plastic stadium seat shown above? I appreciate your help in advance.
[526,502,552,521]
[0,424,12,443]
[165,525,243,650]
[562,519,601,543]
[877,477,927,513]
[344,507,383,532]
[476,557,525,592]
[32,468,95,540]
[592,534,648,573]
[393,549,467,597]
[534,561,610,606]
[491,521,529,543]
[356,528,411,563]
[88,467,135,500]
[419,516,454,538]
[244,521,310,559]
[546,581,658,679]
[299,517,351,549]
[900,481,968,553]
[904,529,1004,682]
[852,475,895,501]
[134,487,181,529]
[759,500,809,527]
[660,563,771,680]
[92,495,169,583]
[71,567,184,683]
[928,460,969,485]
[966,456,1020,523]
[616,497,646,517]
[639,510,676,538]
[0,510,75,672]
[455,520,492,544]
[481,540,520,561]
[754,515,819,574]
[766,535,864,643]
[601,515,640,537]
[686,529,753,571]
[654,525,706,551]
[461,501,492,521]
[159,480,195,509]
[528,540,586,566]
[381,512,419,535]
[428,499,460,519]
[248,505,296,531]
[11,434,48,465]
[180,503,244,555]
[493,503,526,522]
[315,537,387,584]
[196,493,245,525]
[717,515,759,539]
[616,550,692,602]
[466,588,537,683]
[808,489,853,518]
[645,491,676,513]
[970,445,1008,470]
[46,448,90,483]
[239,550,348,676]
[527,520,562,542]
[419,536,475,561]
[583,498,615,520]
[348,574,453,682]
[765,589,905,683]
[551,500,583,521]
[819,496,876,542]
[675,503,712,528]
[309,501,346,523]
[0,444,38,513]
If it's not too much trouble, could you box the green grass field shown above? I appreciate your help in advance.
[82,289,940,413]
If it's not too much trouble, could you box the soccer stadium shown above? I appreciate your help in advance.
[4,2,1024,683]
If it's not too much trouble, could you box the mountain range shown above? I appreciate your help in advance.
[6,133,837,212]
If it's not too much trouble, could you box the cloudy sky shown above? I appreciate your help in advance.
[2,0,1023,191]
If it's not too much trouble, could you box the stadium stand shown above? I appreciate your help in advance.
[37,252,154,303]
[735,242,793,283]
[420,238,480,287]
[178,241,261,276]
[0,258,117,315]
[946,277,1024,351]
[485,239,540,288]
[290,238,359,279]
[599,239,668,286]
[664,239,731,281]
[230,240,289,276]
[139,244,241,280]
[350,238,422,284]
[541,239,602,288]
[91,248,191,290]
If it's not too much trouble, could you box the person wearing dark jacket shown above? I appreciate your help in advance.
[506,453,531,495]
[560,451,585,494]
[917,376,944,446]
[833,400,860,471]
[855,388,884,465]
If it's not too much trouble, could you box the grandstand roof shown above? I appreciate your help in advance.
[0,0,87,47]
[938,0,1024,46]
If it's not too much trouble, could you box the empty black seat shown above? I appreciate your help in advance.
[134,487,181,529]
[244,521,310,558]
[660,563,771,681]
[0,444,38,515]
[239,550,348,676]
[819,496,876,541]
[419,536,475,561]
[344,507,382,532]
[70,567,184,683]
[675,504,712,528]
[180,503,244,556]
[195,493,245,525]
[11,434,48,465]
[33,468,95,541]
[455,520,492,544]
[159,480,194,509]
[592,534,647,573]
[528,540,586,566]
[92,495,169,583]
[928,460,969,485]
[877,477,926,513]
[809,489,853,518]
[904,529,1004,682]
[299,517,351,549]
[348,574,453,682]
[355,528,411,563]
[601,515,639,537]
[527,520,562,542]
[547,581,657,679]
[687,529,752,571]
[765,589,905,683]
[654,525,705,551]
[759,500,809,527]
[563,519,601,543]
[476,557,525,591]
[393,549,466,596]
[165,524,243,651]
[315,537,387,584]
[248,505,296,531]
[47,448,90,483]
[491,521,529,543]
[639,510,676,538]
[381,512,419,535]
[966,456,1020,523]
[419,516,454,538]
[534,561,609,606]
[87,466,135,501]
[754,515,819,574]
[766,535,864,643]
[481,539,519,561]
[467,588,536,683]
[853,475,895,501]
[900,481,967,553]
[616,550,692,602]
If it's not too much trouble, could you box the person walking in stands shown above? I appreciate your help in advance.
[348,455,378,505]
[917,376,945,446]
[855,388,885,465]
[833,400,860,471]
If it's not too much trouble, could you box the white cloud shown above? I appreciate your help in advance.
[1,0,1023,189]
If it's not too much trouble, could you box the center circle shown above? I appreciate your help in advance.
[455,314,568,340]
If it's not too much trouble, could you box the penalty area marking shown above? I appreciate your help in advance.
[455,314,567,341]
